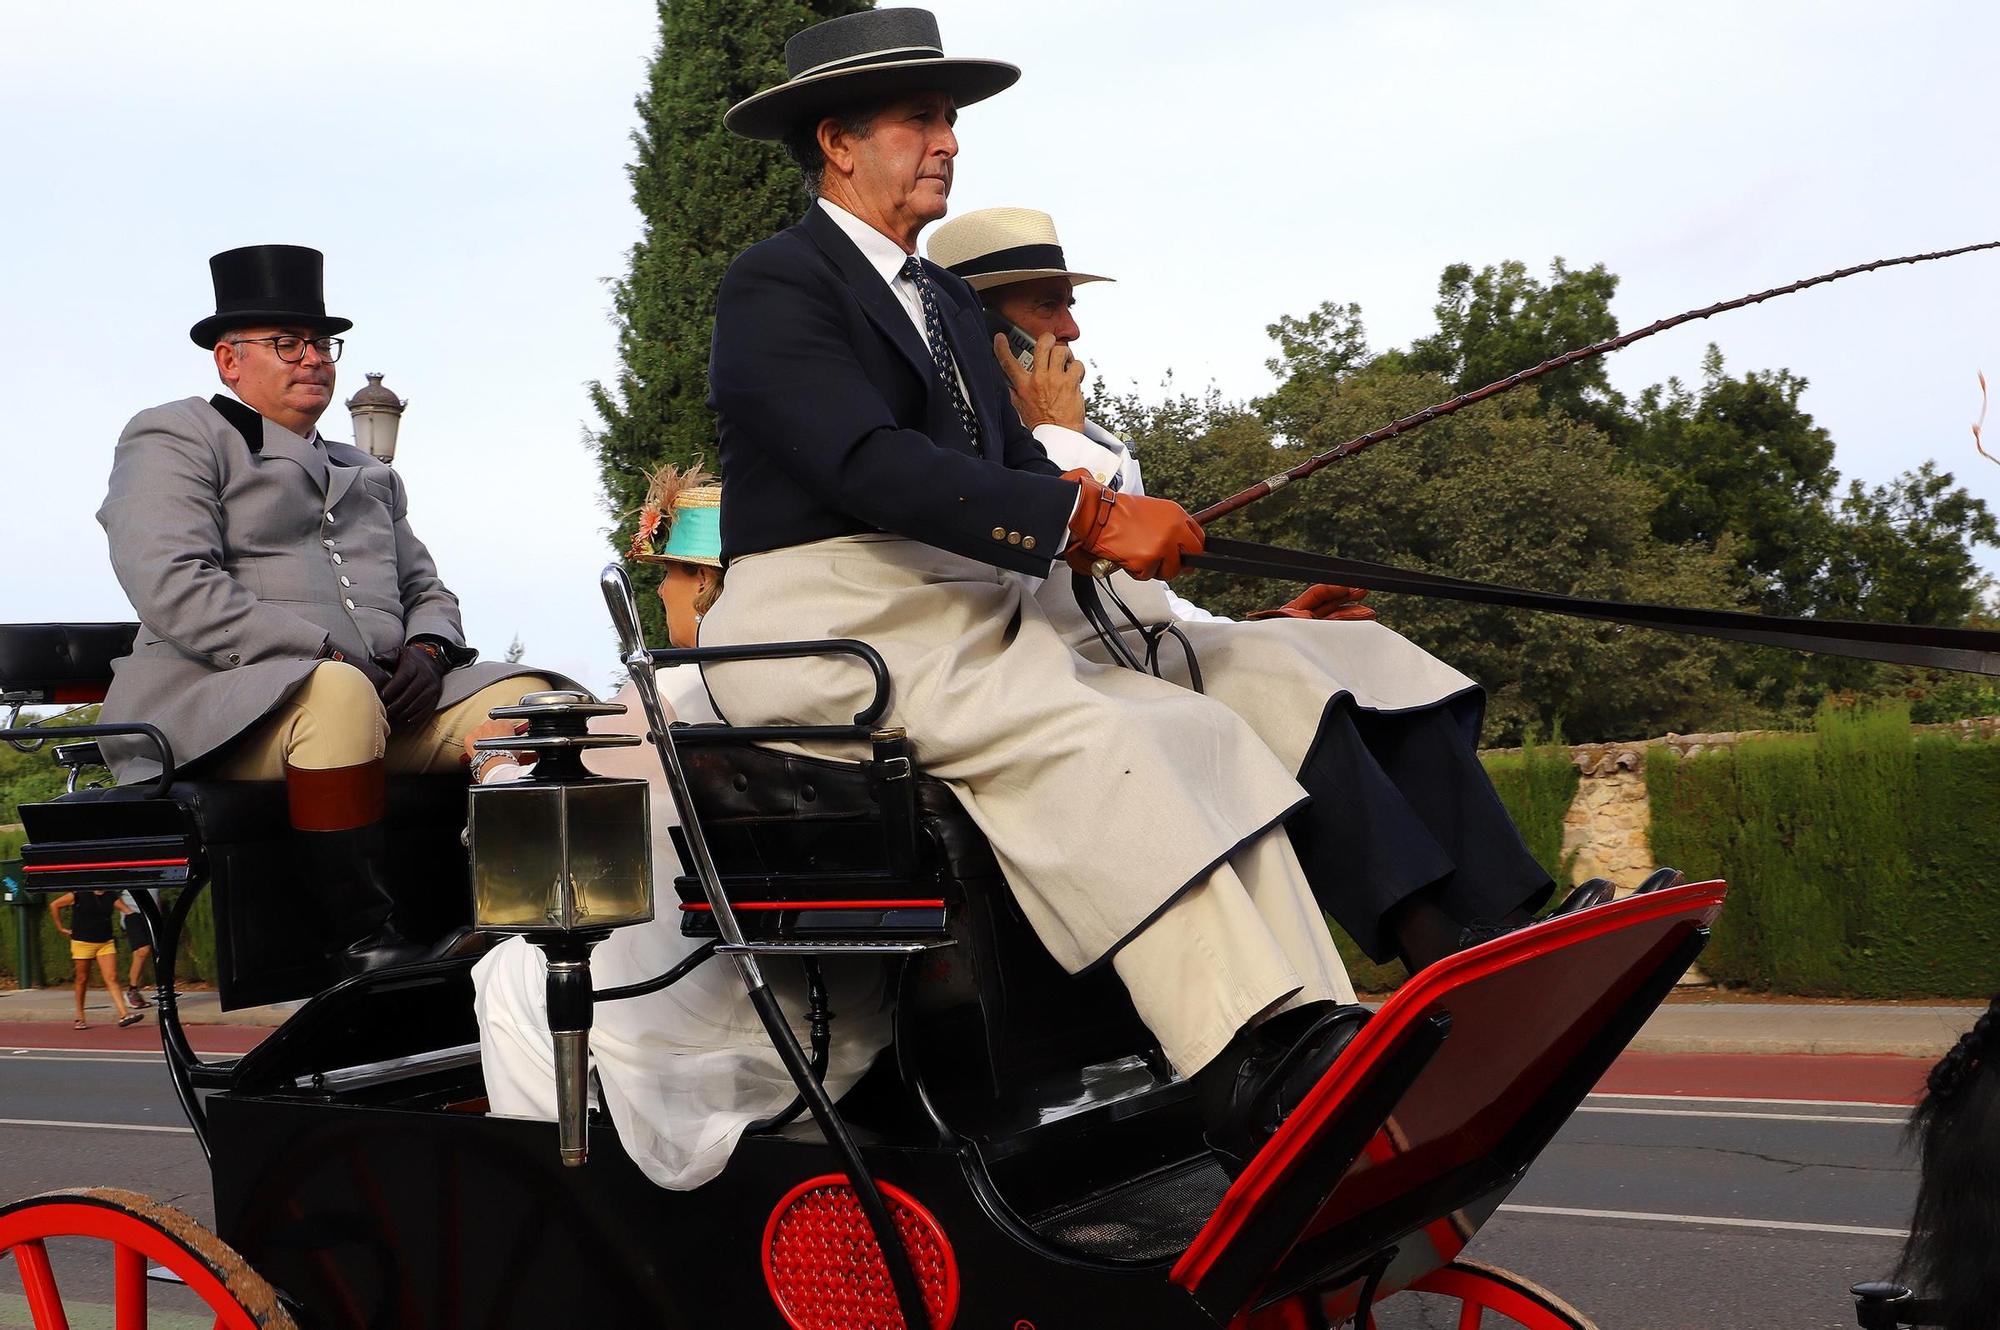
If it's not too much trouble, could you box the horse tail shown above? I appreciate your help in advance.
[1898,993,2000,1330]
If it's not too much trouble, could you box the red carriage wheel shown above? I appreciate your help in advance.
[0,1187,296,1330]
[1393,1260,1597,1329]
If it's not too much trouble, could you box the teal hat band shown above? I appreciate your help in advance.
[657,505,722,566]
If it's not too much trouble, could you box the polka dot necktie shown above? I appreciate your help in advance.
[901,256,981,452]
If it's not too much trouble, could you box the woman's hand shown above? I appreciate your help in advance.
[463,718,536,780]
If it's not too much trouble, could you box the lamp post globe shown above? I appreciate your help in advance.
[346,371,407,464]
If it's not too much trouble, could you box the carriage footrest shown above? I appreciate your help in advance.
[186,1058,242,1089]
[1027,1153,1231,1264]
[715,939,954,956]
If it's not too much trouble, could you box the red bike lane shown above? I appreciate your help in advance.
[1594,1050,1928,1104]
[0,1019,271,1055]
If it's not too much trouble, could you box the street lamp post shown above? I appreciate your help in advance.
[346,372,407,464]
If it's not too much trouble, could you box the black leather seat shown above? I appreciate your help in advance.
[0,622,138,704]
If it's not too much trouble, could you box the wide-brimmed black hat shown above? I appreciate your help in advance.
[724,7,1019,142]
[189,244,353,349]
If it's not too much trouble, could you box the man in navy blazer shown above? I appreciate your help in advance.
[710,202,1079,574]
[700,7,1364,1177]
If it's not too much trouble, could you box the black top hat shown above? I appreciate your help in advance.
[189,244,353,349]
[724,7,1019,142]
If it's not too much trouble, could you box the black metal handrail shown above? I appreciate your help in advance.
[650,639,891,730]
[0,722,177,799]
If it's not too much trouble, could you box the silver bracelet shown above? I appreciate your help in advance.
[469,750,519,782]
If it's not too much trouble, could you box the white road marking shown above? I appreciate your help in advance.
[2,1053,162,1064]
[0,1116,194,1135]
[1589,1092,1914,1111]
[1576,1105,1907,1125]
[1499,1203,1908,1238]
[8,1045,163,1058]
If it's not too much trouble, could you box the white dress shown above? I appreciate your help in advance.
[471,669,893,1190]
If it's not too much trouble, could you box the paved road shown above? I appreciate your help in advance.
[0,1042,1919,1328]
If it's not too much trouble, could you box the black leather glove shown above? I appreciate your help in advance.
[379,642,447,729]
[319,641,392,691]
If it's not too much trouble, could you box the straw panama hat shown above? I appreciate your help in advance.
[926,207,1113,293]
[725,8,1019,142]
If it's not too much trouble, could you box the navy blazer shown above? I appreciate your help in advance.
[707,205,1077,576]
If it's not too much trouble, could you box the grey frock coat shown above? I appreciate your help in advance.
[95,395,545,783]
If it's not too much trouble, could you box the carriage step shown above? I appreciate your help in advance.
[715,939,955,956]
[186,1058,242,1088]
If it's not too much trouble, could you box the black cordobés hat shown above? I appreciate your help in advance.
[724,7,1019,141]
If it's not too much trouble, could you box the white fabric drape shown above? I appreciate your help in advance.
[472,670,893,1191]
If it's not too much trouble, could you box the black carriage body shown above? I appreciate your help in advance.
[205,1093,1215,1329]
[4,617,1729,1329]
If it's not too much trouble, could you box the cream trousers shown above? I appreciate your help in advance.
[208,661,553,778]
[1113,829,1358,1076]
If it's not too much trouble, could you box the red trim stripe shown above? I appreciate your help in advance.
[23,858,189,873]
[51,685,109,704]
[681,899,945,912]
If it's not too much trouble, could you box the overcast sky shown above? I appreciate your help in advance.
[3,1,1995,696]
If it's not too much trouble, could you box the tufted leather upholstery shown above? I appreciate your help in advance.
[678,738,997,886]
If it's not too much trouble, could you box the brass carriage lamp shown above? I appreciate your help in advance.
[466,691,654,1166]
[345,372,406,464]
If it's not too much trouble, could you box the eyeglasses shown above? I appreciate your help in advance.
[229,335,345,363]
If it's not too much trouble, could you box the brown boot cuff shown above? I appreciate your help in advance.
[285,760,388,832]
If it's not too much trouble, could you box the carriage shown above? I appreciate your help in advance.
[0,566,1735,1329]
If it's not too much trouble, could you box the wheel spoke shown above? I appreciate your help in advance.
[116,1241,148,1330]
[1457,1300,1482,1330]
[14,1238,74,1330]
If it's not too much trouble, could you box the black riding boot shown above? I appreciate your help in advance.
[304,820,428,975]
[287,760,427,976]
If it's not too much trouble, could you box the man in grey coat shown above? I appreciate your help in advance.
[98,244,553,973]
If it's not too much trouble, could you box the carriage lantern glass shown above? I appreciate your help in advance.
[466,691,654,935]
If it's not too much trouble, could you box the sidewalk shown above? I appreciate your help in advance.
[0,984,296,1028]
[1631,1000,1977,1058]
[1,982,1979,1056]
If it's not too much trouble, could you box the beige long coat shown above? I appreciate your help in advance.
[699,534,1310,974]
[96,395,546,782]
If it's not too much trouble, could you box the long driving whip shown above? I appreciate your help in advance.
[1192,239,2000,525]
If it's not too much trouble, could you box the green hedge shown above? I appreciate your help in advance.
[1336,728,1581,992]
[1648,705,2000,998]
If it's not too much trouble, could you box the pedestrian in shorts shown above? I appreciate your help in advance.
[48,889,144,1030]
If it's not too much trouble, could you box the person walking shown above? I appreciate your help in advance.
[48,889,144,1030]
[120,889,156,1009]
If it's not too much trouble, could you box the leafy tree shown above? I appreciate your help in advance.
[1822,463,1998,625]
[1626,347,1839,616]
[1390,259,1626,434]
[590,0,871,635]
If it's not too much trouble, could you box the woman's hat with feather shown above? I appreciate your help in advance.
[627,461,723,568]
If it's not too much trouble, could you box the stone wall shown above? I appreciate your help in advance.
[1494,718,2000,896]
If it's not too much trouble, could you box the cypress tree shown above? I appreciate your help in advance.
[590,0,872,633]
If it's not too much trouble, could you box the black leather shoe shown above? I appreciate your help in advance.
[1552,877,1618,916]
[1200,1005,1370,1177]
[338,924,429,976]
[424,927,500,962]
